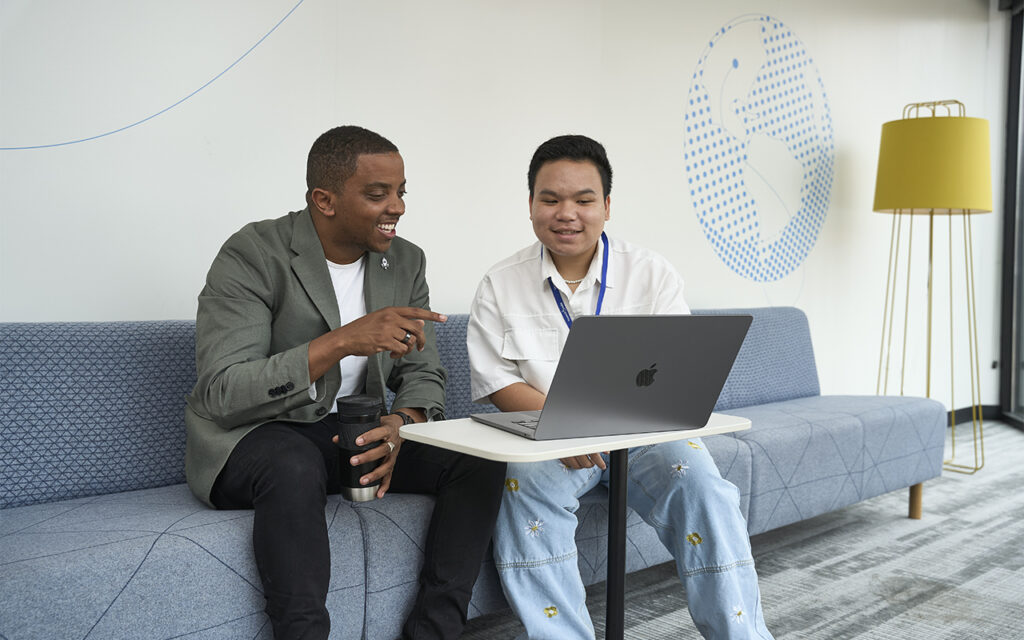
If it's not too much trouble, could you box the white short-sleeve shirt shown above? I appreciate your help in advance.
[467,235,690,402]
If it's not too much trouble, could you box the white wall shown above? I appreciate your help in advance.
[0,0,1009,411]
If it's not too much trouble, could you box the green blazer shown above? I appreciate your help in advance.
[185,208,446,506]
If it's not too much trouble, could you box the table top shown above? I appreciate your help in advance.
[400,412,751,463]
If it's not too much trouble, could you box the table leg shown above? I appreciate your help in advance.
[606,448,628,640]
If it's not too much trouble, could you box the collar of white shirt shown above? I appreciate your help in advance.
[537,236,615,295]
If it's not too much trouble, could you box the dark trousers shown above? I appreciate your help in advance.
[211,419,506,640]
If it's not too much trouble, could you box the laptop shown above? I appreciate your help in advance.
[470,314,752,440]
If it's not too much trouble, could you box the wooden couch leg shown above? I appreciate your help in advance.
[908,483,923,519]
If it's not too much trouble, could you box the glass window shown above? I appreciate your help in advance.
[1015,185,1024,419]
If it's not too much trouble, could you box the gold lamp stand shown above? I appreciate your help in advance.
[873,100,990,475]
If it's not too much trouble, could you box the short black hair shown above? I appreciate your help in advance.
[306,126,398,197]
[527,134,613,198]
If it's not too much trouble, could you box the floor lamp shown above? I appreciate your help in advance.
[873,100,990,474]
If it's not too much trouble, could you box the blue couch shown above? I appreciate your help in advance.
[0,307,945,639]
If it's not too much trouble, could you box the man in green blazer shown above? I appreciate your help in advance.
[185,126,505,640]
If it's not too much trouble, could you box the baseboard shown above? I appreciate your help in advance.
[947,404,1002,426]
[1000,413,1024,429]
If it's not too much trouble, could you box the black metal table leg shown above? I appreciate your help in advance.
[606,448,628,639]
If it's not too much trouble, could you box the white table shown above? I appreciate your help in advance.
[401,412,751,639]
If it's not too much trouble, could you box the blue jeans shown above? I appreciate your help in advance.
[493,437,773,639]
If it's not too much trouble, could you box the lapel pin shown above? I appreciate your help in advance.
[381,257,389,270]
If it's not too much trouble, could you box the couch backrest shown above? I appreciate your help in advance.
[0,317,492,509]
[0,321,196,509]
[0,307,818,509]
[434,314,498,420]
[696,307,820,410]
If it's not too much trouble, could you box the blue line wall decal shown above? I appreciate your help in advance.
[1,0,305,151]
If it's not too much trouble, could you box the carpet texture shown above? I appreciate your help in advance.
[462,421,1024,639]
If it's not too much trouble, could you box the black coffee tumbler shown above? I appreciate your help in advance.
[336,394,385,502]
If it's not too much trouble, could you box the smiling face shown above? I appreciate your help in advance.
[310,152,406,264]
[529,159,611,268]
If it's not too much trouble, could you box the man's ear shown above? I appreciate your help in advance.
[528,194,533,220]
[605,195,611,221]
[310,187,335,217]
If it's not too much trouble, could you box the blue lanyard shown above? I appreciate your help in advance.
[546,232,609,329]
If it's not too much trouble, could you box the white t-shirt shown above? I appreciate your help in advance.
[309,256,369,412]
[467,235,690,402]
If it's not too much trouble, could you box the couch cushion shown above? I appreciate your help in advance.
[350,494,433,639]
[0,322,196,509]
[0,484,366,639]
[701,432,754,519]
[722,394,945,535]
[695,307,821,410]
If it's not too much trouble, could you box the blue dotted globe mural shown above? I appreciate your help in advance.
[684,15,835,282]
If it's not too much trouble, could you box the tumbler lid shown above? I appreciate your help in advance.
[336,394,383,418]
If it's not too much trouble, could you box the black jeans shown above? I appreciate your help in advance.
[210,418,506,640]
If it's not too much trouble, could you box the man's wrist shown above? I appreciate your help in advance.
[392,410,417,425]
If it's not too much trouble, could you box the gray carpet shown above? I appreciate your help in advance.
[462,421,1024,639]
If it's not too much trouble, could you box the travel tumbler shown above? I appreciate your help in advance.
[335,394,385,502]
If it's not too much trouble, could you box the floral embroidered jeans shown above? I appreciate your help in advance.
[492,437,774,640]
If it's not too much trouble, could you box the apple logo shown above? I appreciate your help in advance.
[635,363,658,387]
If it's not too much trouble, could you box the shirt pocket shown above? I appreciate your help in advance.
[501,328,560,362]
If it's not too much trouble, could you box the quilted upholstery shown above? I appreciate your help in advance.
[695,307,820,410]
[0,485,364,639]
[0,307,947,639]
[434,314,500,419]
[726,394,944,534]
[0,321,195,509]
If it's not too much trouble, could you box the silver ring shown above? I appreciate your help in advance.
[386,441,396,453]
[400,331,412,345]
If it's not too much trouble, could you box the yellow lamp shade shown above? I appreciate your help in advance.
[873,116,992,214]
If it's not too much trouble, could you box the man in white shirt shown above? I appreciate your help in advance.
[467,135,774,639]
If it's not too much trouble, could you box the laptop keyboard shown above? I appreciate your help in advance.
[512,417,539,430]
